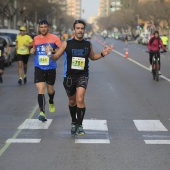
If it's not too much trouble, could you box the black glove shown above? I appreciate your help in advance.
[164,50,167,52]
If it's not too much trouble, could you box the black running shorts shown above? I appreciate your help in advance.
[34,67,56,85]
[63,75,89,97]
[17,54,29,64]
[0,57,5,70]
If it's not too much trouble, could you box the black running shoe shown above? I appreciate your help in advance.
[71,123,77,136]
[18,79,22,85]
[0,76,3,83]
[24,77,27,84]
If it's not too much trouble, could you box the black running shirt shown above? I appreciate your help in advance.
[63,38,91,77]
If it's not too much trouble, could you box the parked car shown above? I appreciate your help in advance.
[0,29,19,45]
[0,35,16,66]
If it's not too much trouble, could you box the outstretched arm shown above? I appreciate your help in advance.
[46,41,67,61]
[89,44,113,60]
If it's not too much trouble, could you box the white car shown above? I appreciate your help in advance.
[0,29,19,45]
[0,35,16,66]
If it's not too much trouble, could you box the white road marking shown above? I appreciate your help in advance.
[109,49,170,83]
[18,119,53,129]
[75,139,110,144]
[83,119,108,131]
[75,119,110,144]
[143,135,170,138]
[6,139,41,143]
[144,140,170,144]
[133,120,168,131]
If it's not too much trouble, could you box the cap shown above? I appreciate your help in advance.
[20,26,26,31]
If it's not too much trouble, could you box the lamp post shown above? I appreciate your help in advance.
[13,0,17,29]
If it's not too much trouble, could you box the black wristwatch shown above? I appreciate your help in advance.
[101,52,105,57]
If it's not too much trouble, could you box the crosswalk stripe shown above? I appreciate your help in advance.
[133,120,168,131]
[18,119,53,129]
[144,140,170,144]
[83,119,108,131]
[6,139,41,143]
[75,139,110,144]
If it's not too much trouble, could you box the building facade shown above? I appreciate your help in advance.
[67,0,82,19]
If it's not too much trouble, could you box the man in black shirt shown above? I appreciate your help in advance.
[46,20,113,136]
[0,37,9,83]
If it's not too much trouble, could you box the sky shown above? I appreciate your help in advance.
[81,0,100,21]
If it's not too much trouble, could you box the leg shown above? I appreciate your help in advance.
[0,69,4,83]
[36,82,47,121]
[0,58,5,83]
[46,84,56,113]
[76,87,86,125]
[18,61,23,84]
[46,69,56,112]
[23,55,29,84]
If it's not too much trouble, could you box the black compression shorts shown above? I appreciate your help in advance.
[34,67,56,85]
[63,75,89,97]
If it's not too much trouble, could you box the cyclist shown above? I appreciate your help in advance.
[0,37,9,83]
[30,20,61,122]
[45,20,113,136]
[15,26,33,84]
[147,30,166,74]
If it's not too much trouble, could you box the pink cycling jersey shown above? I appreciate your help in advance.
[148,38,165,52]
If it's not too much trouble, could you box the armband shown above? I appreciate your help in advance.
[101,52,105,57]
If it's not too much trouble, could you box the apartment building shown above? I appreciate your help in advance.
[67,0,82,19]
[139,0,170,3]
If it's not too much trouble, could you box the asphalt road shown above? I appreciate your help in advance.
[0,37,170,170]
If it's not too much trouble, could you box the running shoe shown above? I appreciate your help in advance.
[18,79,22,85]
[159,71,162,75]
[76,125,86,136]
[71,123,77,136]
[49,99,56,113]
[38,111,47,122]
[24,77,27,84]
[0,76,3,83]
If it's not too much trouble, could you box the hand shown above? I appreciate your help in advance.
[30,48,35,54]
[164,50,167,52]
[102,45,113,56]
[44,44,53,56]
[3,52,7,57]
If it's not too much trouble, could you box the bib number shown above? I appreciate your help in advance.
[20,46,27,53]
[71,57,85,70]
[39,55,49,65]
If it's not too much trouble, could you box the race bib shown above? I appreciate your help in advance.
[38,55,49,65]
[20,46,27,53]
[71,57,85,70]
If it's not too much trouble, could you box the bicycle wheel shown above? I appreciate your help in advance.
[152,62,155,80]
[156,60,159,81]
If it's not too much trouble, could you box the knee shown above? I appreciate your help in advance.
[76,97,84,105]
[69,99,76,106]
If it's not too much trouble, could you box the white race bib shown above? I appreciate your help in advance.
[71,57,85,70]
[38,55,49,65]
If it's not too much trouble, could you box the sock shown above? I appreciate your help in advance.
[19,77,22,80]
[38,94,45,112]
[69,105,77,123]
[24,74,27,78]
[77,107,86,126]
[48,91,55,104]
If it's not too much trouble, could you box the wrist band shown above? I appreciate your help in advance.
[101,52,104,57]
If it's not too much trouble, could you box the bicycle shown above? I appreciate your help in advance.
[146,51,166,81]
